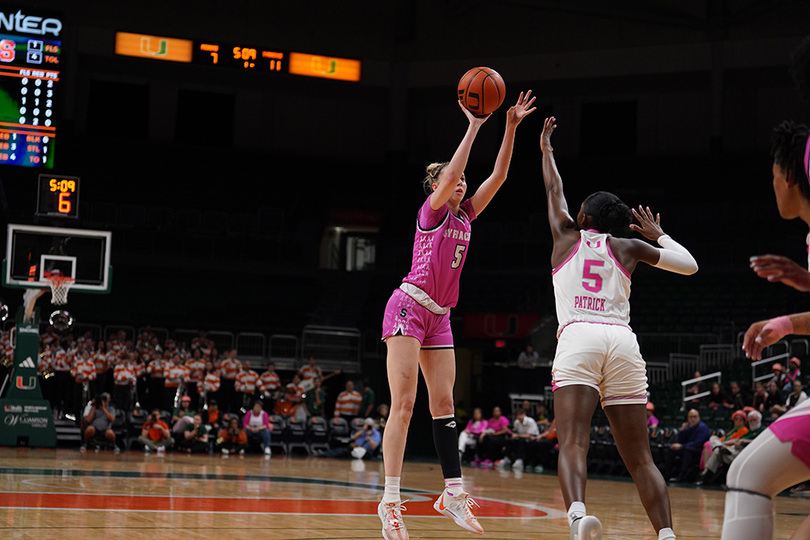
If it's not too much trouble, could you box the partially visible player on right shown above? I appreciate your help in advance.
[725,119,810,540]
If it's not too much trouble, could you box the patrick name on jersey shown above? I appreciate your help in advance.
[574,294,606,312]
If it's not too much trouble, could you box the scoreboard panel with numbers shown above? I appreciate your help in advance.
[0,8,62,169]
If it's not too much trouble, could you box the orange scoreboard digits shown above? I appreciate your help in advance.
[36,174,79,218]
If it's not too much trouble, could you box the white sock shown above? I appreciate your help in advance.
[444,477,464,497]
[658,527,676,540]
[383,476,401,503]
[567,501,586,527]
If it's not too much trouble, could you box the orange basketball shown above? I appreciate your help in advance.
[457,67,506,116]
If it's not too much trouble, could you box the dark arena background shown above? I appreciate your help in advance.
[1,2,810,538]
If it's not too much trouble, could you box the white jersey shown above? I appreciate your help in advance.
[552,229,631,337]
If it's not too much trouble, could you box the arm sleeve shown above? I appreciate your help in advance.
[653,235,698,275]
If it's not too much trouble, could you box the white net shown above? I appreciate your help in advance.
[47,276,75,305]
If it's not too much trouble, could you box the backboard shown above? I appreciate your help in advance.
[3,223,112,293]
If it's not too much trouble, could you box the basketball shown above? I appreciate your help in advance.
[457,67,506,116]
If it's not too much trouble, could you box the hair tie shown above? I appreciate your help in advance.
[804,134,810,182]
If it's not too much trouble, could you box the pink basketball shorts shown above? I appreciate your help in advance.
[381,288,453,349]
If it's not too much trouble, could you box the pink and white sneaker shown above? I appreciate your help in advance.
[377,500,409,540]
[433,488,484,535]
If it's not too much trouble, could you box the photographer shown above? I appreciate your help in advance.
[81,392,117,453]
[177,413,209,454]
[322,417,381,459]
[216,417,247,455]
[137,408,174,454]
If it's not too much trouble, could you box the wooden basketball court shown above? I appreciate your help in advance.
[0,448,805,539]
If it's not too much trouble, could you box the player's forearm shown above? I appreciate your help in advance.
[444,124,481,184]
[489,125,517,183]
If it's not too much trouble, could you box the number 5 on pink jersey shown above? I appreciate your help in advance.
[582,260,604,293]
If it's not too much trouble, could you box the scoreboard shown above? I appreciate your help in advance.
[0,8,62,169]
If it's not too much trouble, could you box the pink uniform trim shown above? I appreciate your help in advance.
[557,320,631,338]
[552,238,582,275]
[804,134,810,182]
[601,394,647,405]
[605,238,632,279]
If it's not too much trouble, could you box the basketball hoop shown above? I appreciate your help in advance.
[46,275,75,305]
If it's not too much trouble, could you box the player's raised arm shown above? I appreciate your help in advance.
[749,254,810,292]
[540,117,577,242]
[629,205,698,275]
[470,91,536,216]
[430,102,489,210]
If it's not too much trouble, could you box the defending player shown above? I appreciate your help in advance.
[724,120,810,540]
[377,91,535,540]
[540,116,697,540]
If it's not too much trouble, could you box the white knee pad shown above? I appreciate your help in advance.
[721,489,774,540]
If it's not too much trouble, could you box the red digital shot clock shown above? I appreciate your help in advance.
[36,174,79,218]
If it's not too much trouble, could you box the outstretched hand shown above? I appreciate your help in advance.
[458,100,490,127]
[540,116,556,153]
[630,206,665,242]
[749,254,810,292]
[742,319,779,360]
[506,91,536,127]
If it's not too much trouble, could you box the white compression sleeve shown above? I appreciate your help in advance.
[653,235,698,275]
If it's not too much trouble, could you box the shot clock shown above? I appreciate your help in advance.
[36,174,79,218]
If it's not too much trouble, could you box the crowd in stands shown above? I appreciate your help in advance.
[0,326,391,456]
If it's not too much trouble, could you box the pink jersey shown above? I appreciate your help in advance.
[400,195,477,312]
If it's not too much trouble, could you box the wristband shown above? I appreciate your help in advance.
[762,315,794,341]
[656,234,672,246]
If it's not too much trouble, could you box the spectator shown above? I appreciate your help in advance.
[525,419,558,473]
[303,375,326,417]
[783,357,802,392]
[177,413,209,454]
[186,349,206,408]
[535,403,552,430]
[664,409,711,483]
[297,356,322,384]
[322,417,381,459]
[243,400,273,456]
[475,406,511,469]
[458,407,487,463]
[259,361,281,411]
[80,392,117,452]
[517,344,539,368]
[236,360,259,412]
[727,381,751,410]
[375,403,389,433]
[218,349,242,413]
[163,354,190,414]
[705,382,728,411]
[172,395,196,434]
[698,410,750,478]
[90,340,110,397]
[752,380,769,413]
[359,379,376,418]
[769,362,786,389]
[202,360,220,409]
[145,352,168,412]
[72,350,96,420]
[216,416,248,455]
[646,402,659,429]
[137,409,174,454]
[498,408,540,471]
[685,371,705,403]
[202,399,222,433]
[112,352,138,413]
[764,380,785,418]
[334,380,362,422]
[697,410,766,486]
[771,378,808,417]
